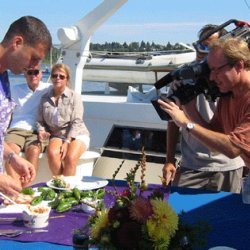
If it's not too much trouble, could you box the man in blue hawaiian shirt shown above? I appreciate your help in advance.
[0,16,52,196]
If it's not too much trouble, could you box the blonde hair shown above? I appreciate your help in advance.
[209,38,250,68]
[51,63,71,86]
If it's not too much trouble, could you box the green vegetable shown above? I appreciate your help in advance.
[62,190,73,198]
[57,192,66,200]
[96,189,105,199]
[48,197,60,209]
[21,187,35,195]
[30,196,43,206]
[37,186,50,192]
[64,197,79,206]
[73,187,81,201]
[56,202,72,213]
[80,190,90,198]
[52,178,67,188]
[43,189,56,201]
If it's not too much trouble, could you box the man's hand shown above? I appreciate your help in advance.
[0,174,22,196]
[157,99,189,128]
[10,155,35,185]
[162,162,176,186]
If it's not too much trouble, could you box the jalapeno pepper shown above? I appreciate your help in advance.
[64,197,79,206]
[80,190,90,198]
[21,187,35,195]
[62,190,73,198]
[30,196,43,206]
[48,197,60,209]
[56,202,72,213]
[37,186,50,193]
[43,189,56,201]
[73,187,81,201]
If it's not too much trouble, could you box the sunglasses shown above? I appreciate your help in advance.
[27,69,40,76]
[193,42,209,54]
[51,74,67,80]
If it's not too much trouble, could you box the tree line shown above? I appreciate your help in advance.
[90,41,188,52]
[43,41,188,64]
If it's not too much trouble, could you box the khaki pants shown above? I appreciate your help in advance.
[5,128,46,152]
[173,166,243,193]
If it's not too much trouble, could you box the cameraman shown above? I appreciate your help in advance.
[159,37,250,186]
[161,26,245,193]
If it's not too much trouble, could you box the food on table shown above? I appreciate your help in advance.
[2,187,56,206]
[30,188,56,206]
[21,187,35,195]
[51,175,70,189]
[1,183,106,214]
[2,193,35,205]
[80,188,105,213]
[27,205,50,214]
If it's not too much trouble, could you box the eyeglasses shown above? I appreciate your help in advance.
[210,62,233,74]
[197,43,209,52]
[51,74,67,80]
[26,69,40,76]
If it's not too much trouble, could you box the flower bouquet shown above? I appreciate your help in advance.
[76,147,210,249]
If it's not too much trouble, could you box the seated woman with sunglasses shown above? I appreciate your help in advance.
[36,63,90,176]
[5,65,51,187]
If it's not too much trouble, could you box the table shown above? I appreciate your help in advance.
[0,181,249,250]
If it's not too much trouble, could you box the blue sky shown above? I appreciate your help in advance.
[0,0,249,45]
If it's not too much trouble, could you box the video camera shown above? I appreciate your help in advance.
[152,19,250,120]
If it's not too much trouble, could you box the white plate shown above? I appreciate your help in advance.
[46,176,109,191]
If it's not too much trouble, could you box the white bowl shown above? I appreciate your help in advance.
[22,206,51,228]
[81,198,100,213]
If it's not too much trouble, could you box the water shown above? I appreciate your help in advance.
[8,72,156,97]
[8,73,121,95]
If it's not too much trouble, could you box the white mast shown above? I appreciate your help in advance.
[57,0,127,94]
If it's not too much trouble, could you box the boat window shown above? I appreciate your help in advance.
[101,125,180,163]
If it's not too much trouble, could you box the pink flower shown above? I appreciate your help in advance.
[129,197,153,223]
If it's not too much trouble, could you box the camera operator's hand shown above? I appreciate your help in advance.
[157,99,189,128]
[161,93,182,110]
[162,162,176,186]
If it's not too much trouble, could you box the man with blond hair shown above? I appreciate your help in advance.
[159,37,250,178]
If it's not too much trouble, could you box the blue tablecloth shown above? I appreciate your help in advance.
[0,182,249,250]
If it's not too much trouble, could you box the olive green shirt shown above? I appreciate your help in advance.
[36,86,89,139]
